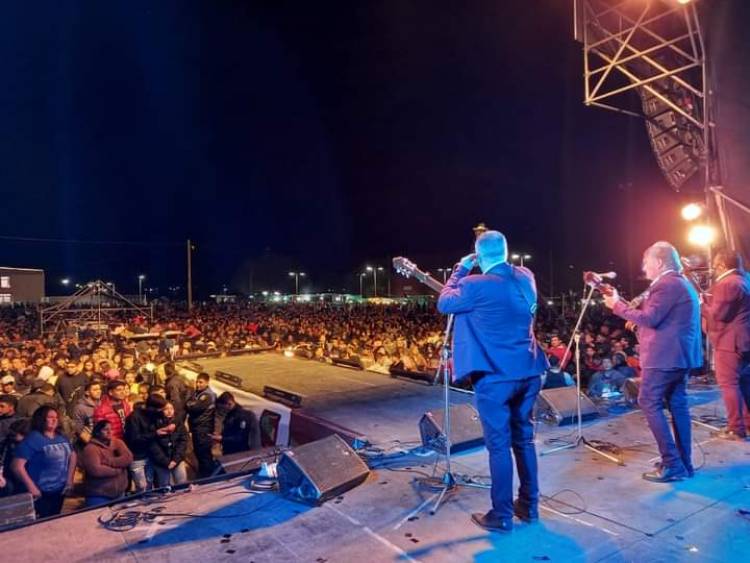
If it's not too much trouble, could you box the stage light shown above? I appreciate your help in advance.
[681,203,703,221]
[688,225,717,247]
[677,0,693,5]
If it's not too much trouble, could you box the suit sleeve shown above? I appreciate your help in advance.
[437,266,474,314]
[705,279,741,323]
[612,281,677,328]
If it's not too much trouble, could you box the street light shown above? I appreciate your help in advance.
[510,253,532,267]
[288,272,306,295]
[61,278,70,287]
[436,267,452,284]
[359,272,367,297]
[138,274,146,304]
[365,266,384,297]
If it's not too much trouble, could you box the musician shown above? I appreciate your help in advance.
[438,230,548,532]
[603,241,703,482]
[702,250,750,440]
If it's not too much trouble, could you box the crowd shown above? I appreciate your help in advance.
[0,300,641,517]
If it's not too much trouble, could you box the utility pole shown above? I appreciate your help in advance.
[187,239,193,311]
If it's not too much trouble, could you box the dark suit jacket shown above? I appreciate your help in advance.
[703,270,750,353]
[613,271,702,370]
[437,262,548,383]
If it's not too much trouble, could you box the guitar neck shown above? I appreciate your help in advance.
[417,273,444,294]
[392,256,447,294]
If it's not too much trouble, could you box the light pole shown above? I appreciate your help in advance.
[511,253,532,268]
[436,267,452,284]
[138,274,146,304]
[288,272,306,295]
[359,272,366,297]
[366,266,384,297]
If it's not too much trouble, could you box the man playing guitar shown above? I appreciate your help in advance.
[603,241,703,482]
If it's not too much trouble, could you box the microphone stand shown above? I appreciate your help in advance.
[540,283,624,465]
[421,311,483,515]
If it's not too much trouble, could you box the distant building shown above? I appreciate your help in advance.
[0,267,45,304]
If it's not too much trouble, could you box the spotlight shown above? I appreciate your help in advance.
[681,203,703,221]
[677,0,693,5]
[688,225,717,247]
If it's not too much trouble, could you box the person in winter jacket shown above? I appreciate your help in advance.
[71,381,102,448]
[164,363,189,425]
[214,392,260,455]
[186,372,217,477]
[93,380,132,441]
[149,401,188,486]
[79,420,133,507]
[124,393,168,492]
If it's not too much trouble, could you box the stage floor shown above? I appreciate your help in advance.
[200,354,477,444]
[3,355,750,562]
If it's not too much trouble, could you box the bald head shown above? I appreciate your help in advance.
[475,230,508,273]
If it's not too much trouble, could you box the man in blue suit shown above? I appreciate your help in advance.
[438,230,548,533]
[604,241,703,482]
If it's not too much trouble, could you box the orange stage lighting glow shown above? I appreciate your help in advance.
[688,225,717,247]
[681,203,704,221]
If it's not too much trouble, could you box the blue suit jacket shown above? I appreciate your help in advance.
[613,271,703,370]
[437,263,548,382]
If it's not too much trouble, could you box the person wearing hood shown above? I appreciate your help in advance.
[80,420,133,507]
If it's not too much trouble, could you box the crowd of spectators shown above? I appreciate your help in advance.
[0,299,642,517]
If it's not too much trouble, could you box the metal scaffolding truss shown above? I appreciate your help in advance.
[576,0,713,191]
[579,0,705,121]
[40,280,152,335]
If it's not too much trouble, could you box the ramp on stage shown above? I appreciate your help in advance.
[3,355,750,562]
[198,354,477,446]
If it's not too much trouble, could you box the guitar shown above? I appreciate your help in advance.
[584,271,643,335]
[392,257,446,294]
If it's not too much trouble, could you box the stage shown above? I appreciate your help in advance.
[3,355,750,562]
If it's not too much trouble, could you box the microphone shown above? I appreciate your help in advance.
[592,271,617,279]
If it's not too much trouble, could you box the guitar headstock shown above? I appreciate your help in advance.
[393,257,419,279]
[392,256,445,293]
[583,271,614,296]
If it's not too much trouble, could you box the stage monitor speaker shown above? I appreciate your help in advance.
[535,387,599,426]
[277,434,370,505]
[419,404,484,454]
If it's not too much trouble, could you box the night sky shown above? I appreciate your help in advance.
[0,1,699,298]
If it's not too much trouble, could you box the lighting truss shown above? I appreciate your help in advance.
[576,0,714,190]
[40,280,153,335]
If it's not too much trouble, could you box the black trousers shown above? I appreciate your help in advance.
[193,436,217,478]
[35,490,65,518]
